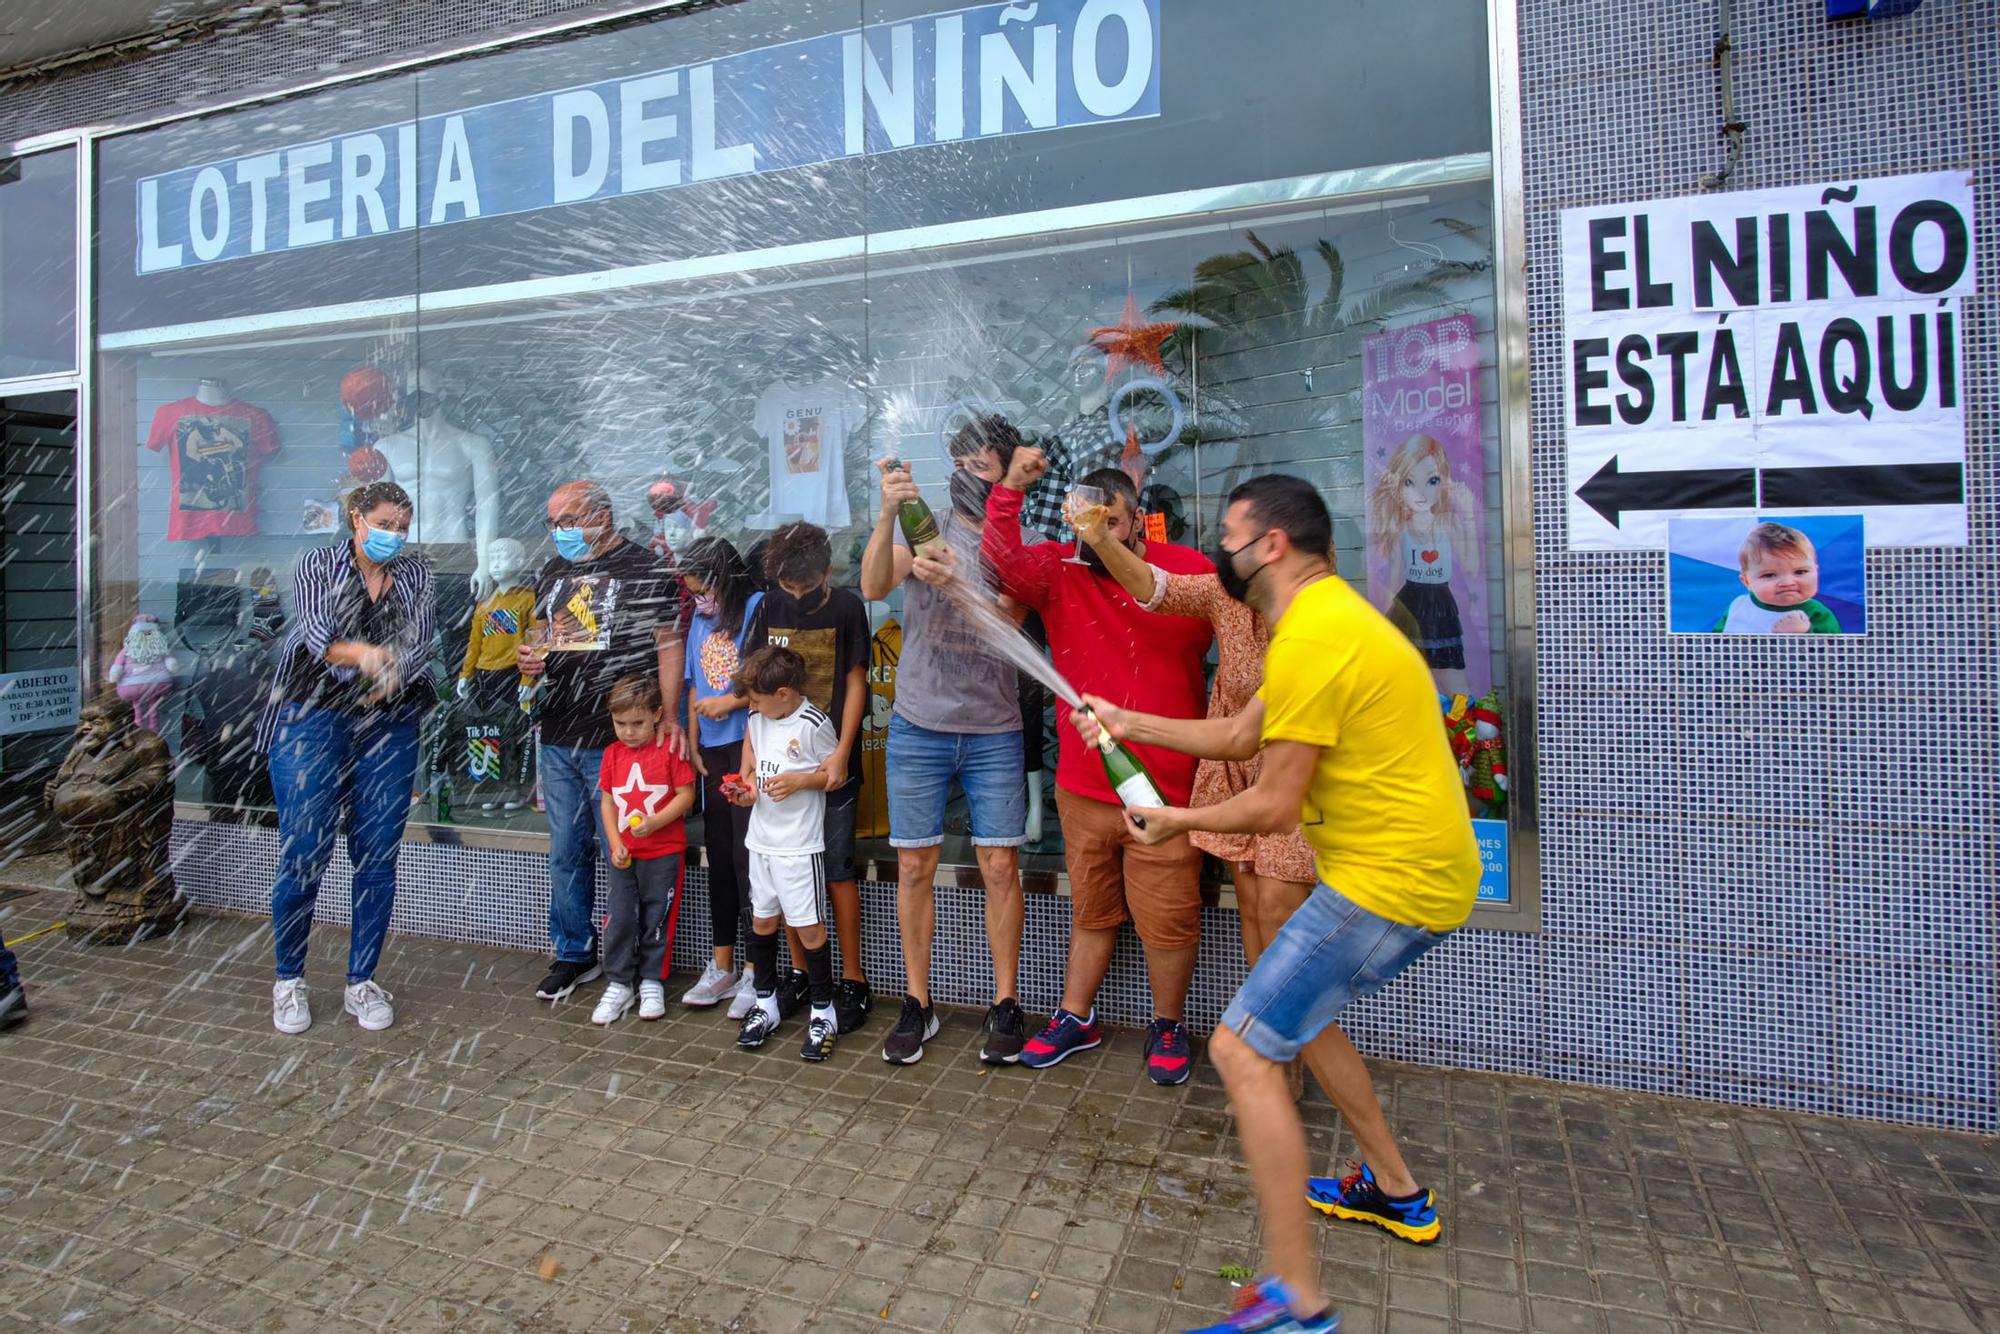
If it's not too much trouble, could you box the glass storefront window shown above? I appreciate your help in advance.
[0,146,78,380]
[89,0,1514,894]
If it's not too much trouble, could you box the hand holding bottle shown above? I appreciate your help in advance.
[877,456,921,519]
[910,544,958,587]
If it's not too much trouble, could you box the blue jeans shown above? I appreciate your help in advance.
[885,714,1027,848]
[0,928,18,992]
[540,743,607,962]
[1220,883,1447,1063]
[266,704,421,983]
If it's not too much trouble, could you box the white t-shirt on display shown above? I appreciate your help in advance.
[744,698,839,855]
[754,379,864,528]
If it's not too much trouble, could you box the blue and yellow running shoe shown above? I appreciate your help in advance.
[1184,1276,1338,1333]
[1306,1163,1441,1245]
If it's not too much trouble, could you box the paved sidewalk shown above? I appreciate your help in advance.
[0,890,1995,1334]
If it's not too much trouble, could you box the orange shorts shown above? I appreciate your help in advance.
[1055,788,1204,951]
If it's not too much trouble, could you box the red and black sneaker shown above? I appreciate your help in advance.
[1144,1017,1193,1085]
[1019,1007,1102,1068]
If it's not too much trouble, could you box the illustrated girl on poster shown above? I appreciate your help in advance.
[1367,432,1479,698]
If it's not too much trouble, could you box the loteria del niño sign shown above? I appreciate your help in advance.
[134,0,1162,275]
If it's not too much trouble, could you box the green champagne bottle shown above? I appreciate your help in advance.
[1095,726,1165,811]
[884,456,947,560]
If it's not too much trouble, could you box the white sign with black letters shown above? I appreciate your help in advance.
[0,667,79,737]
[1561,171,1975,550]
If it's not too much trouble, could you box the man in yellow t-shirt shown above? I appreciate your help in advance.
[1077,475,1478,1334]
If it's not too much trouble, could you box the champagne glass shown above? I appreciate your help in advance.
[1063,483,1109,566]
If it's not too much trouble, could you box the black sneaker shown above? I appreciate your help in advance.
[737,1003,778,1049]
[535,959,602,1001]
[980,998,1028,1065]
[775,968,810,1020]
[835,977,873,1034]
[801,1009,839,1062]
[881,995,938,1065]
[0,985,25,1030]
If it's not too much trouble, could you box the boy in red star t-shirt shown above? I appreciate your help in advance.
[593,674,697,1025]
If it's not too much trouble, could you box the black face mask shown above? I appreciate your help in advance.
[948,468,993,520]
[1212,531,1270,603]
[1080,532,1141,578]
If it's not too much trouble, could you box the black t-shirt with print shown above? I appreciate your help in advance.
[749,584,870,764]
[532,539,679,749]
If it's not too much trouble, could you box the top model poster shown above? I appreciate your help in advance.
[1560,171,1975,551]
[1361,313,1491,701]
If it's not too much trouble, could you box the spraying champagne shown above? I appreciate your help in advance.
[1092,720,1165,820]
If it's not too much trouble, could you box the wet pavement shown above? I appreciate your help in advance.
[0,886,1996,1334]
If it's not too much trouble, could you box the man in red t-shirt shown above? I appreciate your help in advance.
[592,676,698,1025]
[982,454,1214,1084]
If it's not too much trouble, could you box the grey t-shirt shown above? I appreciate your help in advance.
[892,510,1023,735]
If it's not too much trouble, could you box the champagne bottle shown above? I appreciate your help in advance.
[1094,725,1165,812]
[884,456,947,560]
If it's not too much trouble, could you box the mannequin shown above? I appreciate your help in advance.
[373,367,501,596]
[453,538,535,812]
[196,377,230,407]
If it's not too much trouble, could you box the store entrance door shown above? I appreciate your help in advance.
[0,390,80,851]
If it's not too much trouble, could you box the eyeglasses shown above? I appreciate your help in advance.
[544,511,601,530]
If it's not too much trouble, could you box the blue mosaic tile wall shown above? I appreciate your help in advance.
[1506,0,1999,1131]
[21,0,1995,1131]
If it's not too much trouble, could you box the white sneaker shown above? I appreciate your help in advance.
[726,969,759,1021]
[681,962,740,1008]
[592,983,636,1025]
[343,980,395,1031]
[638,981,667,1021]
[273,979,311,1034]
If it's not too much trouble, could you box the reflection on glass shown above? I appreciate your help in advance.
[0,148,78,379]
[85,0,1506,864]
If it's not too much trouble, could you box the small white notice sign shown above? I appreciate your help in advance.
[0,668,79,736]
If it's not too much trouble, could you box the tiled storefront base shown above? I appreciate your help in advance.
[172,821,1998,1132]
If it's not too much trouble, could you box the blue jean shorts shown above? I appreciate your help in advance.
[886,713,1027,849]
[1220,883,1447,1063]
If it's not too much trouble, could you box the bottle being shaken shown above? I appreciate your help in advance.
[882,455,947,561]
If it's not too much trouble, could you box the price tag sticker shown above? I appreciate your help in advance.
[1144,512,1168,543]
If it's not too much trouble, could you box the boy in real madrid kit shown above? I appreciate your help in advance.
[726,645,844,1061]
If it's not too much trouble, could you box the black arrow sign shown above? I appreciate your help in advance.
[1760,463,1963,509]
[1575,455,1756,528]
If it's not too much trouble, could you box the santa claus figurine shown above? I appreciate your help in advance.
[106,613,180,734]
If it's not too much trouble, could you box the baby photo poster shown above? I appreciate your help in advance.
[1667,513,1868,636]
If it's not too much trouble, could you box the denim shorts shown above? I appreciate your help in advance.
[886,713,1027,849]
[1220,883,1446,1063]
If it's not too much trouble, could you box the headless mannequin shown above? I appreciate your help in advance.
[374,370,501,596]
[196,377,230,408]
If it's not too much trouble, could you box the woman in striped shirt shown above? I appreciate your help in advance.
[260,481,435,1036]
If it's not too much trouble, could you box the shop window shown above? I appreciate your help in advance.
[88,0,1513,897]
[0,147,77,380]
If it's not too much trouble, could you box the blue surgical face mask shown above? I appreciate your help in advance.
[551,527,592,561]
[360,524,406,563]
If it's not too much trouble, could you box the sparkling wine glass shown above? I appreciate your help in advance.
[1063,483,1109,565]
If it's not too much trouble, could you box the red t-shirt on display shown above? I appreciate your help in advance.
[597,738,697,859]
[145,396,282,541]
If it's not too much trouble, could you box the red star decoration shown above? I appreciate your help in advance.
[1118,420,1148,491]
[1085,291,1177,382]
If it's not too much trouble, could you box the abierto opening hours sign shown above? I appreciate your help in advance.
[0,668,79,737]
[1561,171,1975,550]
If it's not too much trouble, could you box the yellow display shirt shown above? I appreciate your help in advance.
[459,587,537,677]
[1257,575,1480,932]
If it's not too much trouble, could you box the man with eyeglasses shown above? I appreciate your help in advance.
[517,480,685,1003]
